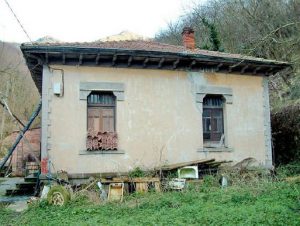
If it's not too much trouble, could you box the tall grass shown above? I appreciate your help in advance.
[0,166,299,226]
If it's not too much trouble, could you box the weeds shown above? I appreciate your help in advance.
[128,167,145,178]
[0,167,299,225]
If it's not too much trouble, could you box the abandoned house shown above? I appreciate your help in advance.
[20,28,290,178]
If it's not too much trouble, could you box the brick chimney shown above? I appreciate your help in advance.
[182,27,195,50]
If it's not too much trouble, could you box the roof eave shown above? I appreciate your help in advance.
[20,45,292,94]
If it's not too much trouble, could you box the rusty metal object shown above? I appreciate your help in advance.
[86,129,118,151]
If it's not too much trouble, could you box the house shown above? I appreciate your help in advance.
[21,28,290,179]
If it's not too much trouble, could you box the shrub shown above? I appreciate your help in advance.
[128,167,145,178]
[271,104,300,165]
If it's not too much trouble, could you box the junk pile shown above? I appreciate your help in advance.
[2,157,229,206]
[158,159,231,190]
[39,173,162,206]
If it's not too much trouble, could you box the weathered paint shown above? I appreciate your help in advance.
[41,66,270,175]
[263,77,273,168]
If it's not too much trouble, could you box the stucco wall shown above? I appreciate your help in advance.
[42,66,270,175]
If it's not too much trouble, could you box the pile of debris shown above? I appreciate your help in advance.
[41,158,229,205]
[158,158,230,190]
[2,158,230,207]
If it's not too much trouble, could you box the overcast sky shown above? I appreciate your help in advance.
[0,0,204,43]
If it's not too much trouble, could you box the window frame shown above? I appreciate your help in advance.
[87,92,116,133]
[202,95,224,144]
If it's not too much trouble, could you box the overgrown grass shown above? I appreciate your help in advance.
[0,175,299,226]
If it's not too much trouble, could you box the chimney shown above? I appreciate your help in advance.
[182,27,195,50]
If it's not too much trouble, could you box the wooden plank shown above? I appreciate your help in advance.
[241,65,249,73]
[206,160,232,167]
[143,58,149,68]
[131,177,160,182]
[100,178,127,183]
[78,54,83,65]
[112,55,117,66]
[108,183,124,202]
[45,52,49,64]
[173,58,180,69]
[188,60,196,70]
[215,63,223,71]
[135,182,148,193]
[62,53,66,64]
[127,56,133,67]
[228,65,234,72]
[95,54,100,65]
[159,159,215,171]
[154,181,161,192]
[100,177,160,183]
[253,66,262,74]
[158,57,165,68]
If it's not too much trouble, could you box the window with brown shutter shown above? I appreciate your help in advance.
[202,95,224,142]
[86,92,118,151]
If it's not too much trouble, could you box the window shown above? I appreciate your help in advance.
[87,92,116,132]
[86,92,118,151]
[202,95,224,143]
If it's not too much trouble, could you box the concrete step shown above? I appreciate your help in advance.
[6,187,35,196]
[24,175,38,183]
[16,182,36,189]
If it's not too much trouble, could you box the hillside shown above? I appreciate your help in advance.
[97,31,147,42]
[0,41,40,150]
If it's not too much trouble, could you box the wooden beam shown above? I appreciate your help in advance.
[62,53,66,65]
[78,54,83,65]
[253,66,262,74]
[265,67,274,76]
[158,58,165,68]
[173,58,180,69]
[188,60,196,70]
[215,63,223,71]
[228,65,234,73]
[159,159,215,171]
[95,54,100,65]
[143,58,149,68]
[112,55,117,66]
[45,52,49,64]
[127,56,133,67]
[241,65,249,73]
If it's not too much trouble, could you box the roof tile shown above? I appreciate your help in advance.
[24,40,284,64]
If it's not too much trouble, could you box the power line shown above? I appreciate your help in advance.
[3,0,33,43]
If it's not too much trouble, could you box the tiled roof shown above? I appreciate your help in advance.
[21,39,291,94]
[24,40,285,64]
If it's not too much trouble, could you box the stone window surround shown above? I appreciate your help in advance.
[79,81,125,155]
[79,82,125,101]
[195,85,233,152]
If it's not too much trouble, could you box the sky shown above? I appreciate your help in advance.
[0,0,203,43]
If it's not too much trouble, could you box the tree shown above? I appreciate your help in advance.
[155,0,300,110]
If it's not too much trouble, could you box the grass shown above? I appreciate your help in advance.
[0,176,299,226]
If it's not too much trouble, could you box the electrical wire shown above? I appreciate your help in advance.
[3,0,33,43]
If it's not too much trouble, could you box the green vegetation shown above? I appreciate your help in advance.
[128,167,146,178]
[0,172,299,226]
[47,185,71,206]
[155,0,300,110]
[200,18,222,51]
[155,0,300,165]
